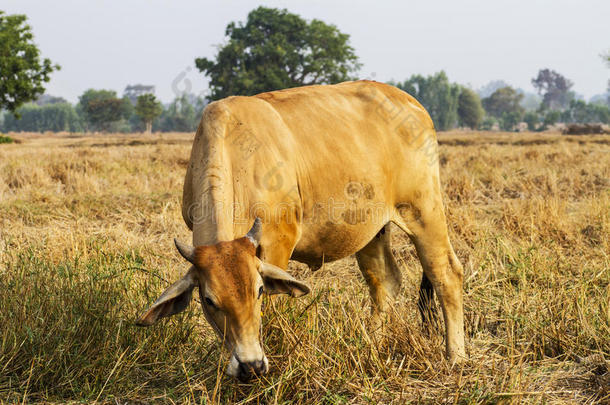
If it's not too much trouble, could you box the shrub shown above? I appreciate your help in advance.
[0,134,14,144]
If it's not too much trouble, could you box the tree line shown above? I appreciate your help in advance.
[1,7,609,133]
[0,90,205,133]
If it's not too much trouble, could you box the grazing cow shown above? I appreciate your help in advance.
[136,81,465,380]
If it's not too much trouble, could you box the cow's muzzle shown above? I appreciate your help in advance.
[236,358,268,381]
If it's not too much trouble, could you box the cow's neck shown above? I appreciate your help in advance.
[190,125,235,246]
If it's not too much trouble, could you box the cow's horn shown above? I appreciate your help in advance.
[174,239,196,264]
[246,217,262,247]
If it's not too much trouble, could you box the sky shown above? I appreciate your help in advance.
[3,0,609,103]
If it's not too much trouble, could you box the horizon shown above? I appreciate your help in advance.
[3,0,609,104]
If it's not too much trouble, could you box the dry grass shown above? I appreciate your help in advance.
[0,131,608,404]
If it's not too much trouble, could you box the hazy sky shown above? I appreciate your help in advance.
[4,0,609,103]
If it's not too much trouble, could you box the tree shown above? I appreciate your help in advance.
[477,80,510,98]
[2,102,82,132]
[542,110,561,129]
[482,86,524,119]
[157,95,202,132]
[394,71,460,131]
[562,99,610,124]
[523,111,540,131]
[480,116,498,131]
[0,11,60,116]
[135,94,162,133]
[531,69,573,110]
[457,88,484,129]
[195,7,360,100]
[35,94,67,106]
[78,89,132,132]
[500,111,522,131]
[124,84,155,105]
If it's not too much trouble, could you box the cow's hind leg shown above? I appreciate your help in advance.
[394,194,466,363]
[355,224,402,326]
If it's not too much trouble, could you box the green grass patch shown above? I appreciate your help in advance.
[0,245,223,402]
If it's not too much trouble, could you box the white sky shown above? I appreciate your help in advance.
[3,0,609,103]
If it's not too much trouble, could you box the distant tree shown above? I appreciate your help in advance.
[0,11,60,116]
[523,111,540,131]
[78,89,132,132]
[542,110,561,129]
[135,94,162,133]
[562,99,610,124]
[35,94,68,106]
[124,84,155,105]
[479,116,498,131]
[2,102,82,132]
[519,91,542,111]
[531,69,573,110]
[195,7,361,100]
[589,93,609,107]
[457,88,484,129]
[158,95,199,132]
[482,86,524,119]
[394,71,460,130]
[500,111,522,131]
[477,80,511,98]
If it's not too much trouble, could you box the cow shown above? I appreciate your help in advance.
[136,80,465,381]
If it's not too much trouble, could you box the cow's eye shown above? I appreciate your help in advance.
[258,286,264,299]
[204,297,216,308]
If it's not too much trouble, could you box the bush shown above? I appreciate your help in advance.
[0,134,14,144]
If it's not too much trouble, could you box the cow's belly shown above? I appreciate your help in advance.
[291,202,391,268]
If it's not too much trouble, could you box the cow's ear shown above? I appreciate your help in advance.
[136,267,198,326]
[259,261,310,298]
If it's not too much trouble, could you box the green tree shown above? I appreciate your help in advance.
[482,86,524,119]
[562,99,610,124]
[531,69,573,110]
[78,89,132,132]
[2,102,82,132]
[393,71,460,131]
[500,111,522,131]
[195,7,360,100]
[479,116,498,130]
[0,11,60,116]
[135,94,162,133]
[457,88,484,129]
[523,111,540,131]
[542,110,561,129]
[158,95,200,132]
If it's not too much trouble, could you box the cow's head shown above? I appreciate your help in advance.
[136,218,310,381]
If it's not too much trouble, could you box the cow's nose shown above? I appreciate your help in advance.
[237,360,267,381]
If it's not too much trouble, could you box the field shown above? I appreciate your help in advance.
[0,131,609,404]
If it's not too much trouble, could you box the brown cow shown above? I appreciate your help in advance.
[136,81,465,380]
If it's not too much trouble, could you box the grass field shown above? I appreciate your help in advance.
[0,131,609,404]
